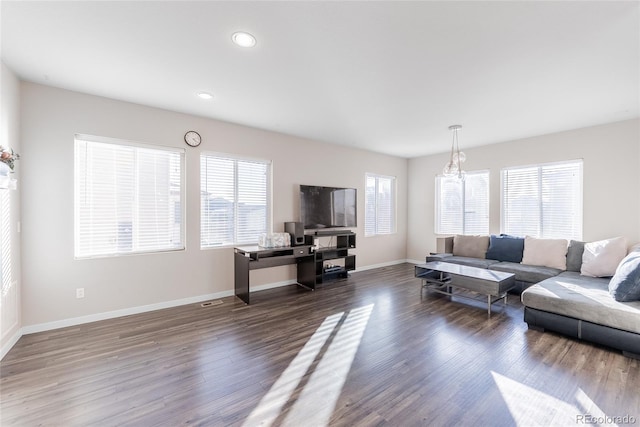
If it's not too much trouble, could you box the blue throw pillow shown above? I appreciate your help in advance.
[609,251,640,302]
[485,234,524,263]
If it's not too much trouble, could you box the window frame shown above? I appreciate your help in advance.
[0,190,11,293]
[364,173,397,237]
[434,170,490,236]
[500,159,583,240]
[200,151,272,249]
[74,134,186,259]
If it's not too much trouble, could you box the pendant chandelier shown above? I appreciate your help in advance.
[443,124,466,180]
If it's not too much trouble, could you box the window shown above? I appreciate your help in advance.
[365,173,396,236]
[502,160,583,240]
[435,171,489,235]
[200,154,271,247]
[74,135,184,258]
[0,189,18,335]
[1,189,11,293]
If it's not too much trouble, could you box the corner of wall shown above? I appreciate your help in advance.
[0,61,23,358]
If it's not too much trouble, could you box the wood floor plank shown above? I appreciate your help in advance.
[1,263,638,426]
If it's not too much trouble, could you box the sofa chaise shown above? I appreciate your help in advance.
[427,234,640,358]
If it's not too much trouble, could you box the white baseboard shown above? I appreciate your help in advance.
[355,259,409,272]
[21,280,298,336]
[5,262,414,357]
[1,330,23,361]
[21,290,229,335]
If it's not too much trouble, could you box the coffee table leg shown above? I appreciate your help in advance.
[487,295,491,316]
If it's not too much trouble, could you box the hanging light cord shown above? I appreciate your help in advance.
[449,131,456,167]
[453,128,461,178]
[443,124,465,180]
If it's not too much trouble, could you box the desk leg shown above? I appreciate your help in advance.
[234,252,250,304]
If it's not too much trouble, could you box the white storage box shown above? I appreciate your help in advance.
[258,233,291,248]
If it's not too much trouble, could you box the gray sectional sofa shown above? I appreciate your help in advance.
[427,235,640,358]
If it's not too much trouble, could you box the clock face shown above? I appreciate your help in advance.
[184,131,201,147]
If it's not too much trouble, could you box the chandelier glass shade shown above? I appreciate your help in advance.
[443,124,466,180]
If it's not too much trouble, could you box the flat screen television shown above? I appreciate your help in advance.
[300,185,357,230]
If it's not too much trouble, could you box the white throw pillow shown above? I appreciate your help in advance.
[521,236,568,270]
[581,236,628,277]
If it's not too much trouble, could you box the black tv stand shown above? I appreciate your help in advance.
[233,231,357,304]
[305,230,356,285]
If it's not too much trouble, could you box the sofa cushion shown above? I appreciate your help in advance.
[431,255,500,269]
[609,251,640,302]
[521,236,568,270]
[522,271,640,334]
[485,234,524,263]
[581,236,627,278]
[452,235,489,258]
[566,240,585,272]
[489,262,562,284]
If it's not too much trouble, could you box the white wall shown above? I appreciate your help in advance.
[407,119,640,261]
[14,80,640,334]
[0,62,22,357]
[19,82,408,328]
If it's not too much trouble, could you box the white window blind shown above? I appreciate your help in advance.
[502,160,583,240]
[74,136,184,258]
[0,190,11,292]
[435,171,489,235]
[201,154,270,247]
[365,174,396,236]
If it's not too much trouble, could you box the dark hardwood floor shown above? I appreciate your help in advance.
[1,263,638,426]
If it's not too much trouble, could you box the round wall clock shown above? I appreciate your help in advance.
[184,131,202,147]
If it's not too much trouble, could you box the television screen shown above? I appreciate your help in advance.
[300,185,357,229]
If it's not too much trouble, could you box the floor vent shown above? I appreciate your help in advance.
[200,300,223,308]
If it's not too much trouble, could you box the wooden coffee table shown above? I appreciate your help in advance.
[415,261,516,315]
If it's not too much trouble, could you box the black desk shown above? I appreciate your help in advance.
[233,245,315,304]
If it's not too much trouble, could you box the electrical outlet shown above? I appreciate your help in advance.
[76,288,85,299]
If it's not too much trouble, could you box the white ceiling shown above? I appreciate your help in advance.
[2,1,638,158]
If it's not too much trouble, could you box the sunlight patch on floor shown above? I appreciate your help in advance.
[282,304,374,427]
[242,304,374,427]
[241,311,343,427]
[491,371,615,426]
[574,387,610,424]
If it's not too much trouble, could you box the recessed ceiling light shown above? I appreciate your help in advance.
[197,92,213,100]
[232,31,256,48]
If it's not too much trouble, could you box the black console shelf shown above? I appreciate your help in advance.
[305,231,356,285]
[233,231,357,304]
